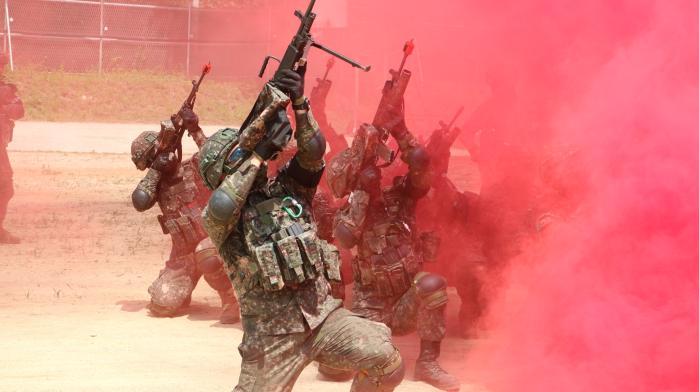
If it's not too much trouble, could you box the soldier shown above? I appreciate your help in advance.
[0,53,24,245]
[326,108,461,391]
[423,121,486,339]
[197,65,405,391]
[130,114,239,324]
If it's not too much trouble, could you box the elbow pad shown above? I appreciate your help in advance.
[132,189,154,212]
[207,188,237,223]
[303,131,327,162]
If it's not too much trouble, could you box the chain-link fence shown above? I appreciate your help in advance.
[0,0,272,79]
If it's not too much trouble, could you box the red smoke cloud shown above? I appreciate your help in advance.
[206,2,699,389]
[465,1,699,391]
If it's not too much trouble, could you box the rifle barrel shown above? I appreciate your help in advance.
[447,106,465,130]
[311,41,371,71]
[397,54,409,78]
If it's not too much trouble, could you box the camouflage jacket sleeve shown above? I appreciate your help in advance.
[132,168,161,211]
[293,104,324,173]
[392,125,432,200]
[189,128,207,150]
[277,104,326,203]
[333,190,370,249]
[201,155,262,248]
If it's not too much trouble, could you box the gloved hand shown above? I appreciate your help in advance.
[179,107,200,132]
[273,65,306,101]
[151,152,179,173]
[254,111,292,161]
[375,102,407,139]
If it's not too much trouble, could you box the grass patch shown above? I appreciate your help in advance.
[5,67,257,124]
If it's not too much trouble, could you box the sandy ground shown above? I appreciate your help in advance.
[0,122,486,392]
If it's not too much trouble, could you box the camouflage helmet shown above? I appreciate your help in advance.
[131,131,159,171]
[198,127,241,190]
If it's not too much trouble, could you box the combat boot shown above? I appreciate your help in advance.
[218,287,240,324]
[413,340,461,391]
[0,228,19,244]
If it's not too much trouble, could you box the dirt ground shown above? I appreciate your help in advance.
[0,123,485,392]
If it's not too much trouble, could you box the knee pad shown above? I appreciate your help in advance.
[413,272,448,310]
[148,267,195,316]
[377,359,405,390]
[195,238,224,274]
[353,350,405,392]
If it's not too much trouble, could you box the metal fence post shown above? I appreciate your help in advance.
[2,0,5,54]
[98,0,104,74]
[4,0,13,71]
[186,0,192,76]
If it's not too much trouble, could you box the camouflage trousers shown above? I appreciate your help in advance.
[352,286,446,342]
[0,147,13,227]
[148,247,200,315]
[148,241,234,316]
[235,308,400,392]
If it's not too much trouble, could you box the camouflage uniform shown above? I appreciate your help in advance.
[198,83,404,392]
[130,121,239,324]
[0,56,24,244]
[328,121,461,391]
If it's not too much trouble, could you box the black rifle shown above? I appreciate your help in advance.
[155,62,211,162]
[237,0,370,153]
[258,0,371,79]
[372,39,415,135]
[310,57,335,107]
[437,106,465,147]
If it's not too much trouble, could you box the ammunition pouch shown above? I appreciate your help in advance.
[353,255,412,299]
[160,176,197,207]
[353,223,423,298]
[159,206,208,252]
[246,197,338,292]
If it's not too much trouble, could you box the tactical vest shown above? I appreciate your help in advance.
[242,193,341,292]
[353,189,423,298]
[157,160,209,252]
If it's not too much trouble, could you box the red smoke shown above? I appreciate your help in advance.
[205,2,699,389]
[464,1,699,391]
